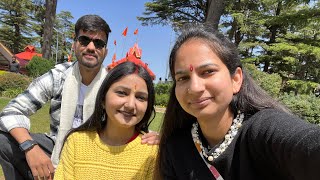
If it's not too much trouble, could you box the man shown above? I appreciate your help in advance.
[9,56,20,73]
[0,14,159,180]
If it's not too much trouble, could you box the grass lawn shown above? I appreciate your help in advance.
[0,97,163,178]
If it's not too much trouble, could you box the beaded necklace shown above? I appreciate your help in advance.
[191,112,244,162]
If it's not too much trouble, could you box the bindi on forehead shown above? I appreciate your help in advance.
[189,64,194,72]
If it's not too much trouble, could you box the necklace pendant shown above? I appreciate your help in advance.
[208,155,214,162]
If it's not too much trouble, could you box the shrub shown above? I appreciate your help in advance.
[154,82,172,106]
[280,93,320,124]
[0,72,32,93]
[244,64,282,97]
[155,93,170,107]
[2,88,25,98]
[154,82,172,95]
[26,56,55,78]
[0,70,7,75]
[283,80,319,95]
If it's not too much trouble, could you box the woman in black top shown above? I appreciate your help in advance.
[157,23,320,180]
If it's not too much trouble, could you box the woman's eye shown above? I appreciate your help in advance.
[116,91,127,96]
[136,96,147,102]
[202,69,215,75]
[176,76,189,82]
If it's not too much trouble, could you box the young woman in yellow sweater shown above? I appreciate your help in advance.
[54,61,158,179]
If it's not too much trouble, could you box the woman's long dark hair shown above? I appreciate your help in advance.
[60,61,155,157]
[156,23,290,179]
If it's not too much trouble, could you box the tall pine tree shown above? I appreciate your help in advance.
[0,0,33,53]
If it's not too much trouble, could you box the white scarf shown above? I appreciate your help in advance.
[51,62,107,167]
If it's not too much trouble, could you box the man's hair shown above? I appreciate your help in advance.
[75,14,111,43]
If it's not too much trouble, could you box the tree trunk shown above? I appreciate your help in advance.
[13,24,21,54]
[205,0,226,30]
[41,0,57,60]
[264,1,282,72]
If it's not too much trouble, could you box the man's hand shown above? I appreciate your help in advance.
[25,145,54,180]
[141,131,160,145]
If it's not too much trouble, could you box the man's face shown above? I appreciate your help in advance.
[12,57,16,62]
[73,29,108,70]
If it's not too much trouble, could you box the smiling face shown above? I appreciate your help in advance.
[104,74,149,130]
[174,39,242,121]
[74,29,107,70]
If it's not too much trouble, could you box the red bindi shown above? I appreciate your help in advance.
[189,64,193,72]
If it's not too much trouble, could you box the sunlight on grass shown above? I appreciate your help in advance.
[0,70,7,75]
[149,112,164,132]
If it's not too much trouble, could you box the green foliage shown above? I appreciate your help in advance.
[0,0,35,53]
[53,11,74,63]
[283,80,319,95]
[1,88,24,98]
[0,0,74,63]
[154,82,172,94]
[280,93,320,124]
[0,70,7,75]
[29,0,46,40]
[0,72,32,98]
[155,93,170,107]
[0,96,10,108]
[139,0,320,89]
[26,56,55,78]
[154,82,172,106]
[138,0,206,30]
[0,72,32,95]
[265,40,320,83]
[244,64,282,97]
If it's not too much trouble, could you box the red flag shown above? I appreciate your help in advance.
[112,53,116,62]
[114,40,117,46]
[122,27,128,36]
[134,28,138,35]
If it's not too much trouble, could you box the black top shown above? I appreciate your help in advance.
[9,61,20,73]
[162,109,320,180]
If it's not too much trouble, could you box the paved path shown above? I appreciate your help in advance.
[155,106,166,113]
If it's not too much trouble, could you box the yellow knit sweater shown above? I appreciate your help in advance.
[54,131,158,180]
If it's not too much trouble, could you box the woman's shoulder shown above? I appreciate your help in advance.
[243,108,318,139]
[247,108,300,124]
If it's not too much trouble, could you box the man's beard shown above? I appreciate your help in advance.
[79,59,100,68]
[76,53,101,69]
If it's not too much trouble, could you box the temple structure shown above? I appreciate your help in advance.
[107,43,156,80]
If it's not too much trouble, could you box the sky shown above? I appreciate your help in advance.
[57,0,176,82]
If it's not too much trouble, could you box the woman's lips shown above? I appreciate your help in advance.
[118,110,135,117]
[189,97,213,108]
